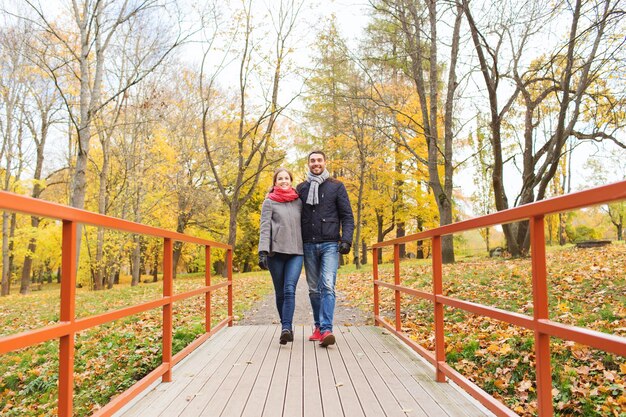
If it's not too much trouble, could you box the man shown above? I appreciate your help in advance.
[297,150,354,347]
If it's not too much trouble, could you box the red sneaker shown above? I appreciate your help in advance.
[319,331,335,347]
[309,327,322,341]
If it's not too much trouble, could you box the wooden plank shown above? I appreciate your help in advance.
[240,326,284,417]
[339,326,410,417]
[303,327,323,417]
[332,327,386,417]
[349,326,429,417]
[183,325,264,416]
[162,325,261,416]
[357,326,452,416]
[361,326,490,417]
[262,328,294,417]
[198,325,275,416]
[316,333,344,416]
[359,326,454,416]
[119,326,242,417]
[219,326,279,417]
[283,326,304,417]
[328,327,365,417]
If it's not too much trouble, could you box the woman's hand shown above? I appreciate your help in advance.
[258,251,269,270]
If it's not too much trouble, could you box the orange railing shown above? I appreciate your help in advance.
[0,191,233,417]
[372,180,626,417]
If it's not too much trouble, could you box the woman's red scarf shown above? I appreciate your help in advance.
[268,186,299,202]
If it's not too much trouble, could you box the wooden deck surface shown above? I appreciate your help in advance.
[115,325,492,417]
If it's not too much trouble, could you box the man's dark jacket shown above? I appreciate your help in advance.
[297,178,354,244]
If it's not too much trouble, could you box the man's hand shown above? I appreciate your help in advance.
[258,251,269,270]
[338,242,351,254]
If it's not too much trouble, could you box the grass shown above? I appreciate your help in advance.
[0,270,274,416]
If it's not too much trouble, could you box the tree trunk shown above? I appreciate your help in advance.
[20,217,40,294]
[353,161,365,269]
[416,218,424,259]
[93,227,105,290]
[172,210,189,279]
[8,214,16,283]
[173,243,183,279]
[152,243,160,282]
[131,236,141,286]
[1,212,10,296]
[440,209,455,264]
[225,203,239,277]
[361,240,367,265]
[395,145,406,258]
[559,213,567,245]
[376,210,394,264]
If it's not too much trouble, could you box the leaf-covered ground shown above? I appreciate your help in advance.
[336,243,626,416]
[0,271,274,416]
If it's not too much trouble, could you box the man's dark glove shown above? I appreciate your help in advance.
[258,251,269,270]
[338,242,351,255]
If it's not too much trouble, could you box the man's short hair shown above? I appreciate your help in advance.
[307,150,326,161]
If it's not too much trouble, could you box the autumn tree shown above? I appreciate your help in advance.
[21,0,187,264]
[365,0,464,263]
[463,0,626,255]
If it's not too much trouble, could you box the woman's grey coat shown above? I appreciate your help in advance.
[258,197,303,255]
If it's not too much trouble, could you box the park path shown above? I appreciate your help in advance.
[239,272,370,329]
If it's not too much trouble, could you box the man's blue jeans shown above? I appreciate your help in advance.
[268,253,303,331]
[303,242,339,333]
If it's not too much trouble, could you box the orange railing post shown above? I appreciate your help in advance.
[162,238,173,383]
[59,220,77,417]
[205,245,212,333]
[393,244,401,332]
[373,247,379,325]
[227,248,233,326]
[432,235,446,383]
[531,215,553,416]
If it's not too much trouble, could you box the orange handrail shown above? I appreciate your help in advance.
[0,190,233,417]
[372,180,626,417]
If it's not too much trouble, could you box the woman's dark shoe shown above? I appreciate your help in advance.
[279,329,294,345]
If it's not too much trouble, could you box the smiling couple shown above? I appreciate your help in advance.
[257,150,354,347]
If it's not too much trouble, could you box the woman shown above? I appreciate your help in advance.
[258,168,303,344]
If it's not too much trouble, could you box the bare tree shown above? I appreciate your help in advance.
[201,0,304,264]
[19,36,63,294]
[20,0,187,264]
[464,0,626,254]
[1,23,29,296]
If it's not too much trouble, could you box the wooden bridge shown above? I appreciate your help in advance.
[1,181,626,417]
[115,325,489,417]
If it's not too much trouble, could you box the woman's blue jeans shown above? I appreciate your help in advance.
[268,253,303,331]
[303,242,339,333]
